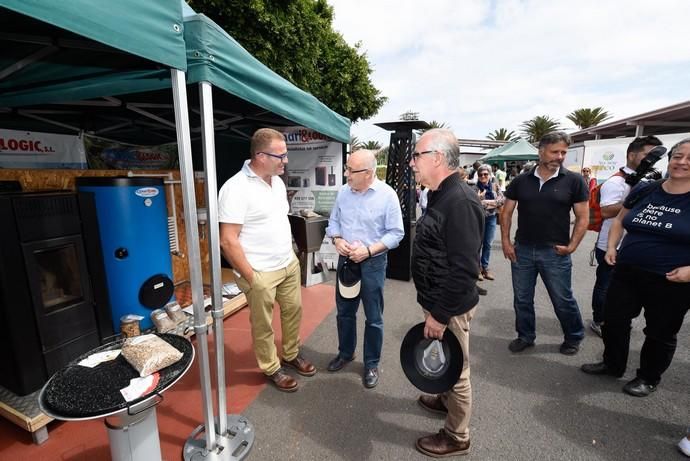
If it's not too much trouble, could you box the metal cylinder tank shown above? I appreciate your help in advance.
[76,177,174,331]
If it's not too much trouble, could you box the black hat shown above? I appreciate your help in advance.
[400,322,463,394]
[337,258,361,299]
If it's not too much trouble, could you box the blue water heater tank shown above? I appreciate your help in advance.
[76,177,174,331]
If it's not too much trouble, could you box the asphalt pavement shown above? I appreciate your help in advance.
[241,227,689,460]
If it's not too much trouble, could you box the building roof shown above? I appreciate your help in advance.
[570,100,690,142]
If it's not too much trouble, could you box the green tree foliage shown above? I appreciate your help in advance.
[487,128,518,141]
[416,120,449,137]
[566,107,612,129]
[349,135,362,153]
[362,140,382,150]
[520,115,561,144]
[187,0,386,122]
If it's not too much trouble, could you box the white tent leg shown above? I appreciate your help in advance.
[170,68,217,454]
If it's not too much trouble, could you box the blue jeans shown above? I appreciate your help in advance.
[335,254,387,369]
[591,247,613,324]
[511,243,584,344]
[480,214,497,270]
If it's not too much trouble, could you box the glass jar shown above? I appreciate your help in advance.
[120,315,141,338]
[150,308,176,333]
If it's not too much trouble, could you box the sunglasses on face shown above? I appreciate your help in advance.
[411,150,436,161]
[478,173,490,177]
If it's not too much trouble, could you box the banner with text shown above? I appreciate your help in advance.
[0,128,86,168]
[276,126,344,269]
[84,134,179,170]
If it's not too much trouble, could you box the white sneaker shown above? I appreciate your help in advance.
[679,436,690,457]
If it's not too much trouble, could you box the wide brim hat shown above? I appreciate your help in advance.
[337,258,361,299]
[400,322,463,394]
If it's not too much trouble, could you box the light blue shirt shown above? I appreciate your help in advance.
[326,179,404,253]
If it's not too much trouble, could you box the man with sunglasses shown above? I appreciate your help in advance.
[325,149,403,389]
[219,128,315,393]
[410,129,484,457]
[500,131,588,356]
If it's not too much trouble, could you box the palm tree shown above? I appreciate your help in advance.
[487,128,518,141]
[520,115,561,144]
[362,140,382,150]
[566,107,612,129]
[416,120,449,136]
[349,135,362,153]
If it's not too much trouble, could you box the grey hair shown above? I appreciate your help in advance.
[538,131,571,149]
[477,164,491,174]
[669,137,690,156]
[420,128,460,169]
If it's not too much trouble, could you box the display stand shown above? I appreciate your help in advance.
[38,334,194,461]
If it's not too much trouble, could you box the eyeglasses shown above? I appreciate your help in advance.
[258,151,288,161]
[344,166,370,174]
[411,150,436,161]
[478,173,490,177]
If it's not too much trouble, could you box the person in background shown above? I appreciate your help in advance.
[588,136,663,337]
[467,160,482,185]
[325,149,404,389]
[492,163,507,192]
[581,138,690,397]
[581,166,597,193]
[419,185,429,215]
[410,128,484,457]
[458,167,487,296]
[472,165,504,281]
[500,131,588,355]
[219,128,315,393]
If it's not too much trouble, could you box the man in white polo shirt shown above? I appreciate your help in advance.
[219,128,315,392]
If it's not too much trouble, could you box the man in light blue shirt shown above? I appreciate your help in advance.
[325,149,404,388]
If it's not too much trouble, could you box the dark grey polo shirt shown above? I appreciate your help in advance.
[504,167,588,246]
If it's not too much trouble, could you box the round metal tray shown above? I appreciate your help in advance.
[39,333,194,420]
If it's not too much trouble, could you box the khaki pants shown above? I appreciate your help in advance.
[235,257,302,376]
[440,307,475,443]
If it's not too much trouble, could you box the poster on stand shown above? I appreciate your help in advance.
[582,133,688,184]
[275,126,343,269]
[84,134,179,170]
[0,128,86,168]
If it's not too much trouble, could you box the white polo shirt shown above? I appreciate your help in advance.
[218,160,294,272]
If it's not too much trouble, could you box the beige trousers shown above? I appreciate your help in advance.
[440,307,475,443]
[235,257,302,375]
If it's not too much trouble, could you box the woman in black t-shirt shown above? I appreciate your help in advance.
[581,138,690,398]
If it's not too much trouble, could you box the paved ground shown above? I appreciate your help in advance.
[242,229,689,460]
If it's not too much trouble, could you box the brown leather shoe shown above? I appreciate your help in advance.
[481,269,495,281]
[416,429,470,457]
[418,395,448,416]
[266,369,298,392]
[282,354,316,377]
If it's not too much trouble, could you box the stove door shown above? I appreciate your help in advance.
[22,235,98,352]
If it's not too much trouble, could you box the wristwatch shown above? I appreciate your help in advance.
[331,236,342,245]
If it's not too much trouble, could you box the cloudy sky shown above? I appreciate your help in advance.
[327,0,690,146]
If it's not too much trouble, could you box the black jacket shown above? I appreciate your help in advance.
[412,173,484,324]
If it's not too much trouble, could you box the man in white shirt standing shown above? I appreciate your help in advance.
[219,128,316,392]
[589,135,662,336]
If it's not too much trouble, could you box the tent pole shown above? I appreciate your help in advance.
[170,69,217,454]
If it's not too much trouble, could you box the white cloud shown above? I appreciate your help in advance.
[328,0,690,145]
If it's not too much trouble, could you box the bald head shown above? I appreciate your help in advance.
[346,149,377,191]
[350,149,378,170]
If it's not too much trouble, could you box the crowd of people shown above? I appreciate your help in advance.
[218,127,689,458]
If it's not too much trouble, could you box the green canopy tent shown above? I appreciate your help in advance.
[1,2,350,457]
[479,138,539,163]
[0,1,255,458]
